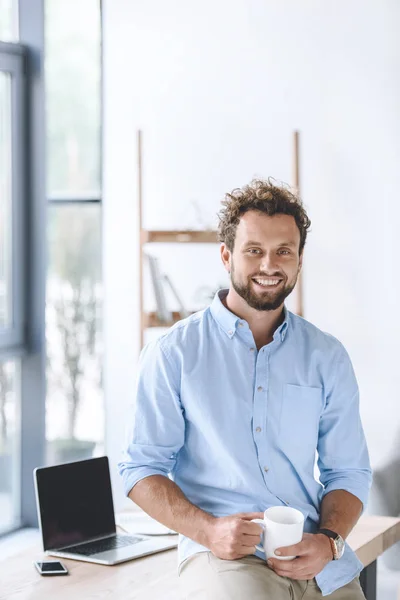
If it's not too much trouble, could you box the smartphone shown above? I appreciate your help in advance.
[34,560,69,576]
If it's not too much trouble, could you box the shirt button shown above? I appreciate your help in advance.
[255,427,261,433]
[257,386,263,392]
[239,322,244,327]
[264,466,269,473]
[250,347,255,352]
[228,330,233,335]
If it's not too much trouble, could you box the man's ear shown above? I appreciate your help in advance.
[220,243,231,273]
[298,251,303,273]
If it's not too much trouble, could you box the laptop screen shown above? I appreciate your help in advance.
[35,456,116,551]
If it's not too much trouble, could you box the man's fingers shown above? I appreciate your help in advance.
[267,559,294,575]
[275,541,307,557]
[237,512,264,520]
[268,557,308,577]
[240,534,263,546]
[240,519,264,535]
[237,534,261,546]
[239,544,259,555]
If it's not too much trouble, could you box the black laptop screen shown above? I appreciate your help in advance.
[35,457,116,551]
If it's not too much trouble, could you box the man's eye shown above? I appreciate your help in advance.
[278,249,290,255]
[248,249,261,254]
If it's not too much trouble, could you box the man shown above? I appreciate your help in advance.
[119,179,372,599]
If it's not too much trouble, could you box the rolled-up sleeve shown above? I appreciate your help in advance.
[317,344,372,510]
[118,339,185,496]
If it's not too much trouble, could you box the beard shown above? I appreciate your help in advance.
[230,262,298,311]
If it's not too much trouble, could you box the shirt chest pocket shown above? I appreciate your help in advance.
[279,384,323,458]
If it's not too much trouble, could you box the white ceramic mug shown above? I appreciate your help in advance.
[251,506,305,560]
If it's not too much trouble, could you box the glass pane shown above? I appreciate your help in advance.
[45,0,101,197]
[0,72,12,329]
[0,0,18,42]
[0,360,20,533]
[46,204,103,465]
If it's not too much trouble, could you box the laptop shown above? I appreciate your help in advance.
[33,456,178,565]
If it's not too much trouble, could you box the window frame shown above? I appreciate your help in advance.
[0,42,26,353]
[17,0,47,532]
[49,197,101,204]
[0,39,27,537]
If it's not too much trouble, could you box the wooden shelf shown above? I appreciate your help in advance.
[145,311,195,328]
[141,230,218,244]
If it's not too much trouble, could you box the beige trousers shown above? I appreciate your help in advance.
[178,552,366,600]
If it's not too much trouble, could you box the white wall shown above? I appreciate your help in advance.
[103,0,400,508]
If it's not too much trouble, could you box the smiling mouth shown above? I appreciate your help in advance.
[252,277,283,288]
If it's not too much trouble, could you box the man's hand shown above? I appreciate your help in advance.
[267,533,333,580]
[205,512,264,560]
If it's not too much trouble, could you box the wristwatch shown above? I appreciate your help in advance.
[318,528,345,560]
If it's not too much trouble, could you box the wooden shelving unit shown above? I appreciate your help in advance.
[144,310,194,329]
[292,130,303,318]
[141,230,217,244]
[137,131,218,347]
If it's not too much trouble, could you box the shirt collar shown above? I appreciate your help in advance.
[210,288,290,342]
[277,308,289,342]
[210,289,239,338]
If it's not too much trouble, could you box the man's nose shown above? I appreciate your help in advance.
[260,253,279,273]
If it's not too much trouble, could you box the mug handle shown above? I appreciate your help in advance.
[251,518,266,553]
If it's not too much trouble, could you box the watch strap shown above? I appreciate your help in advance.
[318,528,340,560]
[318,528,340,540]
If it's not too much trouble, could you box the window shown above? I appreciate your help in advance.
[46,205,103,463]
[0,0,18,42]
[0,53,25,351]
[0,43,25,533]
[0,360,20,534]
[46,0,101,198]
[0,71,12,330]
[45,0,103,465]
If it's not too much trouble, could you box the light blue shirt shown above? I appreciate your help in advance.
[119,289,372,596]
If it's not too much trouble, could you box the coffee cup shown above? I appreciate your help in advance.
[251,506,305,560]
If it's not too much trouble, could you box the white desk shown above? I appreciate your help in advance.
[1,516,399,600]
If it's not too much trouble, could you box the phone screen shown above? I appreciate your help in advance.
[35,561,68,574]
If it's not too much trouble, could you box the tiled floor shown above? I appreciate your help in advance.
[0,529,399,598]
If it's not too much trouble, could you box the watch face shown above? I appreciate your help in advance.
[335,535,345,559]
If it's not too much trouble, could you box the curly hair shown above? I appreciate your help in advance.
[217,178,311,254]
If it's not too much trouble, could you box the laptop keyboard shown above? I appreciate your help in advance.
[62,534,143,556]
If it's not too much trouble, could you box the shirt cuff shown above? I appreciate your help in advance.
[119,466,170,497]
[321,478,370,513]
